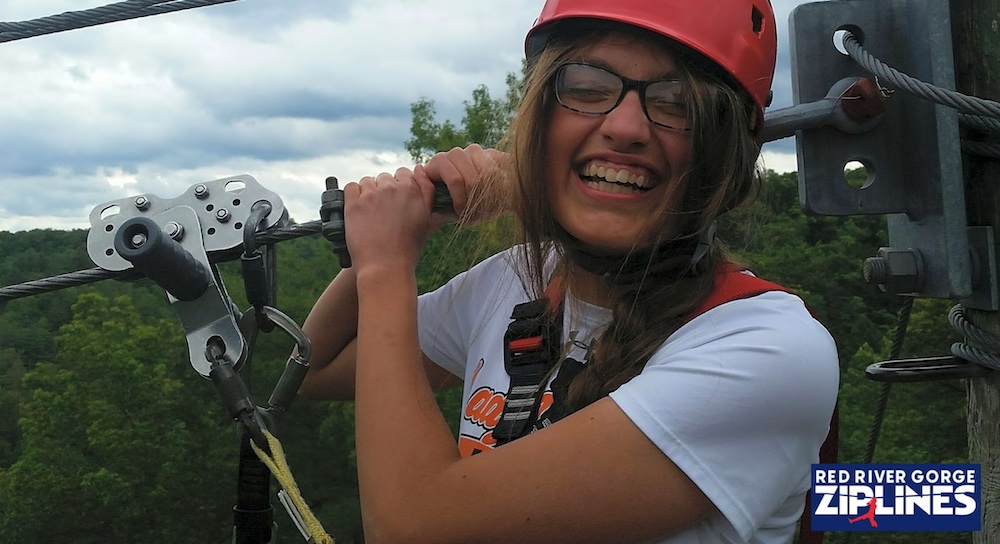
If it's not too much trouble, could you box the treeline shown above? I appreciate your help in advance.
[0,168,972,543]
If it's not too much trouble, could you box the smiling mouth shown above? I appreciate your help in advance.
[579,164,652,194]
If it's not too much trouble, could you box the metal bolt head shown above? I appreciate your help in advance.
[164,221,184,240]
[215,208,231,223]
[194,184,209,199]
[130,233,148,248]
[134,196,150,210]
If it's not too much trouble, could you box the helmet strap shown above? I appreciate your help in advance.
[554,222,716,284]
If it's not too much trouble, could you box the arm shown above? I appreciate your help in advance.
[297,267,460,401]
[345,169,715,544]
[297,266,359,401]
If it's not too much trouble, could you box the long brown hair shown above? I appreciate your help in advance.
[469,23,764,413]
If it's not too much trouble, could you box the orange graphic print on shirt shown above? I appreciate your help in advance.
[458,359,553,457]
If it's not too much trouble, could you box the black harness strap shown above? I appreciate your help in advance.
[532,356,586,431]
[493,296,562,446]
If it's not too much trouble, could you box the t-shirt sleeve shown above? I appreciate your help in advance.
[608,291,839,541]
[417,250,525,379]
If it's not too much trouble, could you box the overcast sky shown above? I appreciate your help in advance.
[1,0,816,233]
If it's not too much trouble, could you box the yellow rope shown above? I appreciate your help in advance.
[251,429,335,544]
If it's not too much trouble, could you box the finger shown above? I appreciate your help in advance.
[424,150,470,214]
[412,163,433,185]
[483,147,508,172]
[412,164,445,215]
[372,172,393,187]
[393,166,415,182]
[343,181,362,199]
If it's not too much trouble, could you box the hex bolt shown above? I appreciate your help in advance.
[164,221,185,241]
[130,232,148,248]
[325,176,339,190]
[194,184,210,199]
[862,247,924,294]
[215,208,231,223]
[134,196,150,211]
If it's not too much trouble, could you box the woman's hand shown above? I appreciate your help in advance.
[416,144,509,230]
[343,167,437,276]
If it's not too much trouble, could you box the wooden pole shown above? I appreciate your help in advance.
[952,0,1000,541]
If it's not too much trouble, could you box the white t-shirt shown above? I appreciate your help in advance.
[417,248,839,544]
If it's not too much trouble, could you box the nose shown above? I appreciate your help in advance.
[599,89,652,149]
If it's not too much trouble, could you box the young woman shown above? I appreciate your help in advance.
[299,1,839,542]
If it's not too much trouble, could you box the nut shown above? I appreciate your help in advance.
[871,247,924,294]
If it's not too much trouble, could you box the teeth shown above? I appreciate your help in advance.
[582,164,649,189]
[584,179,639,194]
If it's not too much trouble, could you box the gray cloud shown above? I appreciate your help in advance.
[1,0,813,232]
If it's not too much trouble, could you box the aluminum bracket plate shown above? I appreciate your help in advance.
[790,0,970,299]
[87,174,287,271]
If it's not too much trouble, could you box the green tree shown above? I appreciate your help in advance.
[405,66,525,163]
[0,348,25,468]
[0,293,233,542]
[725,169,899,364]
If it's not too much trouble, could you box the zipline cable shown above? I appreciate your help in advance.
[841,31,1000,160]
[0,221,321,305]
[841,32,1000,120]
[0,0,244,43]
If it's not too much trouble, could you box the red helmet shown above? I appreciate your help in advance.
[525,0,778,118]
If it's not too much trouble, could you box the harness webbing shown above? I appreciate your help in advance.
[493,280,564,446]
[686,263,791,321]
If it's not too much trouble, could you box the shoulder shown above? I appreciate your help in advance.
[610,290,839,540]
[663,290,837,390]
[630,289,839,424]
[674,289,833,358]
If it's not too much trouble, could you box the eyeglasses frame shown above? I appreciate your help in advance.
[553,62,692,132]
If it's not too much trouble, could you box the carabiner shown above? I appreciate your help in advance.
[259,305,312,413]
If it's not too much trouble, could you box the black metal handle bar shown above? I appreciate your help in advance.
[114,216,211,301]
[319,177,454,269]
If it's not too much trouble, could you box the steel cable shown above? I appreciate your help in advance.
[961,113,1000,135]
[862,297,914,464]
[0,220,322,305]
[962,140,1000,161]
[949,305,1000,371]
[0,0,243,43]
[842,32,1000,120]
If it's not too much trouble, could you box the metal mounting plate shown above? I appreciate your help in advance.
[790,0,970,300]
[87,174,287,271]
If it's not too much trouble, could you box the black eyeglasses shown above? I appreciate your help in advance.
[553,62,691,131]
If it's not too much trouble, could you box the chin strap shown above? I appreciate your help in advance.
[689,221,716,275]
[557,221,717,282]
